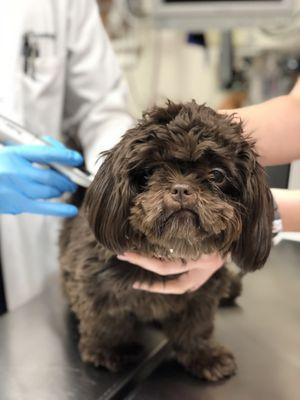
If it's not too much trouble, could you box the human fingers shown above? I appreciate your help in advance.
[28,165,77,193]
[11,144,83,166]
[117,252,188,276]
[0,186,78,217]
[132,262,224,294]
[42,135,66,148]
[188,253,225,272]
[27,200,78,217]
[17,180,62,200]
[117,252,224,276]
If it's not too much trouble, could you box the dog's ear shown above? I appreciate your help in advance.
[231,154,274,272]
[83,100,179,252]
[84,149,134,254]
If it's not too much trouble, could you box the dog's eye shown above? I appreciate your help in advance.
[209,168,226,184]
[133,168,154,189]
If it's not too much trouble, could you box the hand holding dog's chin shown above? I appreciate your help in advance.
[117,252,225,295]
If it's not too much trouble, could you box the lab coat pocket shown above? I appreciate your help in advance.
[22,56,64,99]
[21,56,65,132]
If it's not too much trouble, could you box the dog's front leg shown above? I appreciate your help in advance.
[78,310,143,372]
[162,298,237,381]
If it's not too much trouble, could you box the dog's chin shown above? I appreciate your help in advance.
[163,209,200,237]
[143,209,211,258]
[131,208,234,259]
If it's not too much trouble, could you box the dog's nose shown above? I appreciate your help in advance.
[171,184,194,203]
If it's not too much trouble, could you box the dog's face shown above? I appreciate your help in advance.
[85,101,274,271]
[128,136,243,258]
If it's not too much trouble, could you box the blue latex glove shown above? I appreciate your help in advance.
[0,137,83,217]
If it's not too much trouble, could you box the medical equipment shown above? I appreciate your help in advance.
[152,0,294,30]
[0,114,93,188]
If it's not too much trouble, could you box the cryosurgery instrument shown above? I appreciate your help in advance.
[0,114,93,188]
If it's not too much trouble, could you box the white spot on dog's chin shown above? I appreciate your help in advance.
[169,248,174,254]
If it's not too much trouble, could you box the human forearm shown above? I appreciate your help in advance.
[220,91,300,167]
[234,95,300,166]
[272,189,300,232]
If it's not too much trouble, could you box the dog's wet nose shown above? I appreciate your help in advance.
[171,184,194,203]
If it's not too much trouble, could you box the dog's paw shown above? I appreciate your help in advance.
[219,272,243,307]
[177,344,237,382]
[80,342,144,372]
[200,346,237,381]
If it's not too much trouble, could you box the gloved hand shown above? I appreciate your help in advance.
[0,137,83,217]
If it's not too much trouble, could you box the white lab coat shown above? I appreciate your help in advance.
[0,0,133,310]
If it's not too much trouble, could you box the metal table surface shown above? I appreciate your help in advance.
[0,276,169,400]
[0,240,299,400]
[128,240,300,400]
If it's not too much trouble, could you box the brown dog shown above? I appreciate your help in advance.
[60,101,273,381]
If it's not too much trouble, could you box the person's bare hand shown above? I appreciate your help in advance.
[117,252,225,295]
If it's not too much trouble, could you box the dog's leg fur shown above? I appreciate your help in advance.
[162,296,237,381]
[175,339,236,382]
[78,310,143,372]
[219,270,243,306]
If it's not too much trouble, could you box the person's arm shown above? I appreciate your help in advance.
[63,0,133,173]
[222,79,300,167]
[272,189,300,232]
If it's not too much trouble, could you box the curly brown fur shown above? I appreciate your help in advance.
[60,100,273,381]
